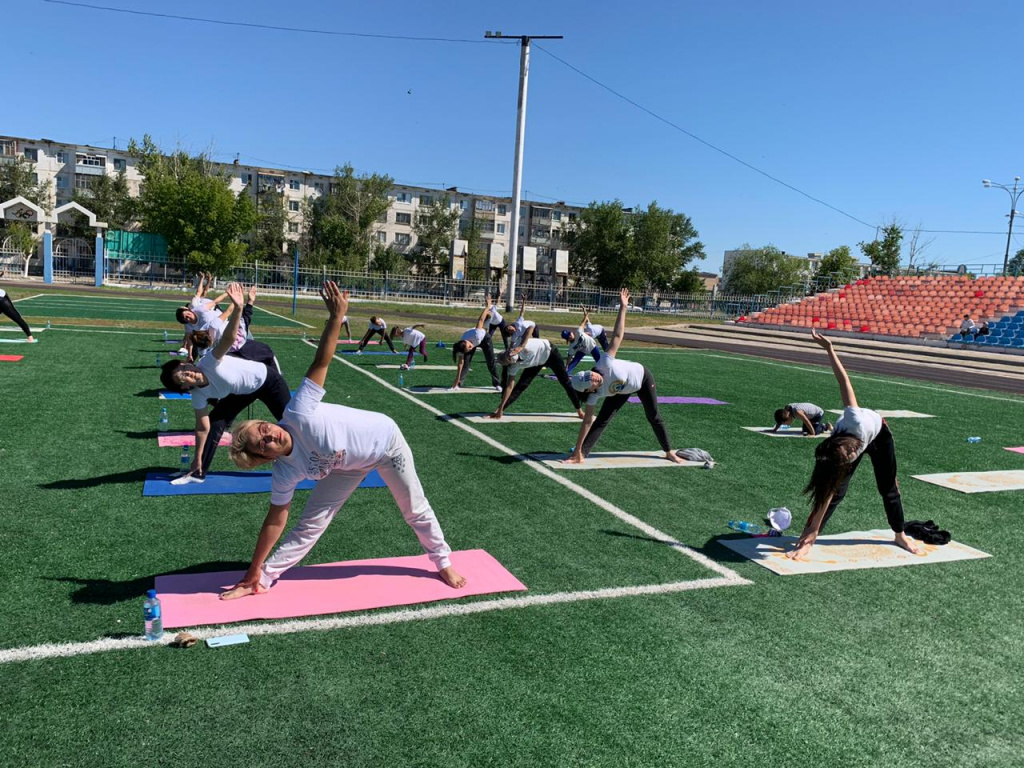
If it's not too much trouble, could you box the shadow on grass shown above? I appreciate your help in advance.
[118,430,159,440]
[39,465,169,490]
[123,365,161,370]
[134,388,164,398]
[598,529,756,565]
[46,561,251,605]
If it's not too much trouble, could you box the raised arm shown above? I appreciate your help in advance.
[192,273,207,300]
[810,329,857,408]
[211,283,246,361]
[305,281,349,388]
[606,288,630,357]
[475,297,493,331]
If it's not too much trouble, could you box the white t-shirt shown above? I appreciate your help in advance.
[586,353,645,406]
[369,319,387,331]
[0,288,6,299]
[960,319,976,333]
[787,402,824,420]
[460,328,485,348]
[834,406,882,457]
[402,327,425,348]
[192,353,268,411]
[508,338,551,377]
[488,307,504,327]
[585,322,604,337]
[568,332,598,358]
[199,312,247,352]
[270,378,398,505]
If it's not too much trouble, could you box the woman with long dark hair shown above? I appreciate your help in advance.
[788,329,923,560]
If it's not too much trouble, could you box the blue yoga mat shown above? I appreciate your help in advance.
[143,469,386,496]
[159,390,297,401]
[340,350,399,355]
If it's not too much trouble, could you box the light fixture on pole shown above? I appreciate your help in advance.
[485,30,563,312]
[982,176,1023,274]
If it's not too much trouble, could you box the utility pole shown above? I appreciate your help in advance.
[485,31,562,312]
[982,177,1022,275]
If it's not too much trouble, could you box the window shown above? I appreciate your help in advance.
[532,206,551,220]
[497,204,507,215]
[567,212,577,221]
[459,200,468,211]
[475,199,495,212]
[74,174,94,190]
[395,212,412,225]
[242,173,253,185]
[496,223,506,235]
[377,212,388,223]
[288,200,300,212]
[288,222,299,233]
[56,150,67,163]
[289,180,301,190]
[376,231,387,243]
[396,192,410,203]
[0,140,15,157]
[76,153,106,168]
[113,158,126,172]
[313,181,324,191]
[552,210,562,221]
[420,194,433,206]
[24,148,38,161]
[395,233,411,246]
[56,175,69,190]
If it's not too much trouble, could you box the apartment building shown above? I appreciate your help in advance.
[1,134,581,282]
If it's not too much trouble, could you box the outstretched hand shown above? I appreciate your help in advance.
[226,282,245,307]
[810,328,834,351]
[319,281,349,318]
[619,287,630,306]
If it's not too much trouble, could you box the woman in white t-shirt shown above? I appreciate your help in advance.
[0,273,35,342]
[490,337,584,419]
[221,282,466,598]
[563,304,609,374]
[788,329,923,561]
[451,297,502,389]
[509,295,539,347]
[356,315,397,353]
[390,324,428,370]
[567,288,683,465]
[485,298,512,349]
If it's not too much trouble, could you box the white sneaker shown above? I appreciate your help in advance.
[170,473,205,486]
[493,385,503,391]
[355,350,363,355]
[399,363,409,371]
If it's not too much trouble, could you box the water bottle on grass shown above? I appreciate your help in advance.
[966,436,982,444]
[728,520,768,535]
[180,445,190,472]
[159,407,168,427]
[143,589,163,642]
[398,373,405,389]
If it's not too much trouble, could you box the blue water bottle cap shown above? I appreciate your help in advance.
[146,589,157,598]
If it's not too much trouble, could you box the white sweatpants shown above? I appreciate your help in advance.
[259,429,453,588]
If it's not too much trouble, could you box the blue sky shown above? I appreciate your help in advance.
[5,0,1023,273]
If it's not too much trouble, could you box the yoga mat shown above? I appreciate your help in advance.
[340,350,398,356]
[376,365,457,370]
[741,426,829,438]
[912,470,1024,494]
[1004,447,1024,455]
[157,432,232,448]
[155,549,527,628]
[338,339,377,344]
[529,451,704,470]
[628,396,729,405]
[159,391,191,400]
[143,470,385,496]
[408,386,500,395]
[828,409,934,418]
[718,529,990,576]
[0,338,32,344]
[0,354,24,361]
[459,412,581,424]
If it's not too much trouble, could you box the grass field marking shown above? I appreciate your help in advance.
[11,293,45,303]
[320,342,747,583]
[44,326,302,341]
[0,576,741,665]
[252,303,314,328]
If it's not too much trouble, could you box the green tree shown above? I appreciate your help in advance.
[248,187,286,262]
[1007,248,1024,276]
[721,244,806,294]
[72,170,136,230]
[369,244,408,274]
[128,135,257,272]
[460,217,488,279]
[562,200,628,284]
[816,245,859,283]
[671,267,707,294]
[303,164,393,272]
[858,222,903,274]
[411,195,462,275]
[0,155,52,212]
[2,222,38,277]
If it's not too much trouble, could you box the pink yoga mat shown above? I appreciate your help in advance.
[0,355,23,362]
[157,432,232,448]
[627,396,729,405]
[155,549,526,628]
[1005,447,1024,455]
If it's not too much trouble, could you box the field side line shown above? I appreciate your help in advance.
[0,576,746,665]
[319,342,746,582]
[692,351,1024,404]
[253,303,314,328]
[43,327,302,339]
[11,293,45,303]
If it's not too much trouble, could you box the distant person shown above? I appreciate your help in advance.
[509,295,540,347]
[0,272,35,342]
[563,305,609,375]
[356,315,397,354]
[485,296,512,349]
[490,337,585,420]
[772,403,832,436]
[974,322,990,339]
[959,314,977,339]
[390,324,428,370]
[451,297,502,390]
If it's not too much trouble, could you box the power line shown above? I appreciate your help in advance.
[42,0,513,44]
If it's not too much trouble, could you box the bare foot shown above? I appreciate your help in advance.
[439,566,467,588]
[894,531,924,555]
[487,412,503,420]
[562,453,584,464]
[220,582,264,600]
[27,335,36,343]
[786,538,816,560]
[666,451,685,464]
[576,409,585,419]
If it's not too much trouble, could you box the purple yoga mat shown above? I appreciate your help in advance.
[627,396,730,405]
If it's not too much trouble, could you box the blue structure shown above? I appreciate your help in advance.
[952,312,1024,348]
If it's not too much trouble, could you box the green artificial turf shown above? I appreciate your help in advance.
[1,297,1023,767]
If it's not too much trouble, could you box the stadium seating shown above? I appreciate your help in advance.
[956,309,1024,349]
[746,275,1024,340]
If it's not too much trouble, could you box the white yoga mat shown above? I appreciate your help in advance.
[0,338,34,343]
[719,528,990,576]
[912,470,1024,494]
[460,412,581,424]
[741,426,829,438]
[408,386,500,395]
[376,365,457,370]
[529,451,705,470]
[828,409,934,418]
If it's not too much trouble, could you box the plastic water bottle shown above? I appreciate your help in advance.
[966,436,982,444]
[159,407,169,426]
[728,520,768,535]
[163,330,168,342]
[398,373,405,389]
[180,445,190,471]
[46,319,51,329]
[143,589,163,641]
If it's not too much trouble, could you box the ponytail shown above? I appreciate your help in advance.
[803,434,862,509]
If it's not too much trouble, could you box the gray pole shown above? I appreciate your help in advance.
[506,38,531,313]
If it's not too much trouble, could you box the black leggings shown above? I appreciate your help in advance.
[503,347,581,411]
[230,340,278,370]
[357,327,396,352]
[582,367,671,457]
[459,333,501,388]
[199,368,291,476]
[0,294,32,337]
[820,422,905,534]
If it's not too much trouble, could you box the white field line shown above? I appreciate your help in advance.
[323,341,746,583]
[0,576,738,664]
[40,326,301,340]
[253,303,313,328]
[11,293,45,303]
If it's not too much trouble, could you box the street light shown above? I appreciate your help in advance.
[982,176,1023,274]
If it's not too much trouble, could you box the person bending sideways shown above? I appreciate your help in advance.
[508,295,539,347]
[787,329,923,561]
[356,315,397,353]
[221,281,466,598]
[0,274,35,342]
[485,296,512,349]
[451,297,502,390]
[160,283,290,485]
[490,337,584,420]
[390,324,428,370]
[563,305,608,375]
[567,288,684,465]
[772,402,832,436]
